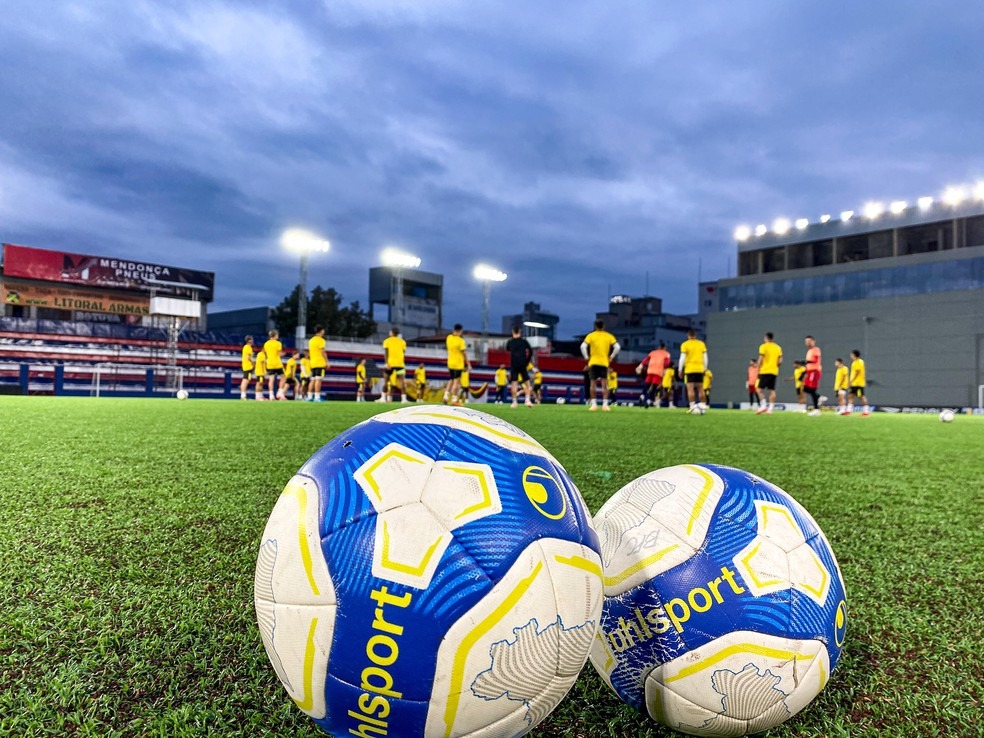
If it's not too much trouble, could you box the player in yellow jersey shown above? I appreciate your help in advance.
[702,369,713,405]
[298,351,311,400]
[262,329,286,401]
[381,327,408,403]
[355,358,367,402]
[443,324,471,405]
[494,365,508,404]
[788,361,806,405]
[253,349,267,400]
[847,350,870,416]
[833,357,849,415]
[678,328,709,413]
[580,319,620,411]
[532,366,543,404]
[755,332,783,415]
[307,325,328,402]
[458,369,471,404]
[284,350,300,400]
[607,369,618,406]
[414,364,426,403]
[661,366,676,408]
[239,336,254,400]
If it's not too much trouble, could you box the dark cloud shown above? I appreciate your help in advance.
[2,1,984,335]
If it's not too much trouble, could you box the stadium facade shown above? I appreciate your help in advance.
[707,196,984,408]
[368,266,443,339]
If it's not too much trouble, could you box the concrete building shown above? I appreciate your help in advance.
[591,294,695,361]
[368,266,443,339]
[501,302,560,341]
[708,194,984,408]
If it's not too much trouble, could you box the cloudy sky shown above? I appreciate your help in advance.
[2,1,983,337]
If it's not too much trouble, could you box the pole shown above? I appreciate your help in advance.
[296,251,309,349]
[393,267,403,327]
[481,280,490,335]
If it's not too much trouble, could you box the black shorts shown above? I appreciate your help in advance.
[589,365,608,381]
[851,386,865,396]
[242,371,254,380]
[267,368,284,377]
[285,376,297,385]
[448,368,462,380]
[311,367,325,377]
[510,366,529,383]
[686,373,704,385]
[758,373,777,390]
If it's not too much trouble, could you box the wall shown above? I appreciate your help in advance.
[706,289,984,407]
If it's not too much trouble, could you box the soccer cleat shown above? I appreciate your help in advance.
[511,402,518,409]
[818,395,828,406]
[602,405,611,412]
[525,401,534,408]
[755,406,768,415]
[589,404,598,412]
[842,411,852,416]
[807,409,821,417]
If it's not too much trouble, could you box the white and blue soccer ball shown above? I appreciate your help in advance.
[254,405,603,737]
[175,389,189,400]
[589,464,847,737]
[939,409,955,423]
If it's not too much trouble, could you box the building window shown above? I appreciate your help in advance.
[739,251,760,276]
[838,235,869,263]
[762,247,786,273]
[901,222,951,255]
[788,240,834,269]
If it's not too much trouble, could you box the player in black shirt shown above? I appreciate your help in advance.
[504,325,534,408]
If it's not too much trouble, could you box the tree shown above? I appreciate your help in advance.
[272,284,376,340]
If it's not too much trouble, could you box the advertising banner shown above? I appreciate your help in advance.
[1,281,150,316]
[2,243,214,301]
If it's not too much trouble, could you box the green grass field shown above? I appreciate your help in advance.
[1,397,982,738]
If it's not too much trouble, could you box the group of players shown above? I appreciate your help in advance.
[745,333,871,416]
[238,322,868,414]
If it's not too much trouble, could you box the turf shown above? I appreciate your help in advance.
[1,397,982,738]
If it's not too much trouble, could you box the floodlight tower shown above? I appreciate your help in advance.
[281,228,330,348]
[473,264,507,355]
[381,247,421,329]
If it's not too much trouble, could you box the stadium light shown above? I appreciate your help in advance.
[381,247,421,328]
[917,196,934,210]
[863,202,884,219]
[734,225,751,241]
[942,186,966,207]
[819,214,831,223]
[795,218,809,230]
[281,228,330,348]
[754,224,767,237]
[840,210,854,222]
[890,200,908,214]
[772,218,791,236]
[474,264,507,345]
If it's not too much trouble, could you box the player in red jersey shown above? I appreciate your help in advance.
[803,335,825,416]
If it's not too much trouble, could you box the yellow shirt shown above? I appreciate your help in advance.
[607,371,618,391]
[383,335,407,368]
[255,352,267,377]
[850,358,866,387]
[793,366,806,388]
[680,338,708,374]
[758,342,782,375]
[263,339,283,370]
[309,335,327,368]
[356,365,366,383]
[241,344,254,371]
[285,357,297,378]
[534,370,543,384]
[460,370,470,388]
[703,370,713,390]
[834,366,849,391]
[584,330,618,367]
[495,368,507,386]
[300,358,311,378]
[415,367,426,384]
[446,334,467,370]
[662,367,675,388]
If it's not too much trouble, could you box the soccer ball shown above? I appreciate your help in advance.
[556,397,567,405]
[689,405,706,415]
[939,409,955,423]
[254,405,603,737]
[589,464,847,737]
[176,389,189,400]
